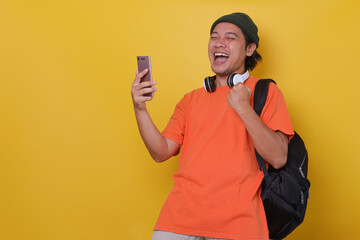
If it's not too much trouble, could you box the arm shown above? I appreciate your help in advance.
[131,69,180,163]
[227,83,288,169]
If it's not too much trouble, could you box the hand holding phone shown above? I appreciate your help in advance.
[137,56,154,97]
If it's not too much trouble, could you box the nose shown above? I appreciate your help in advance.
[214,37,226,48]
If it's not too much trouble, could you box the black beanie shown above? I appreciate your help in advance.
[210,12,259,48]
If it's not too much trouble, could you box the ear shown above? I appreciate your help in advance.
[246,43,257,57]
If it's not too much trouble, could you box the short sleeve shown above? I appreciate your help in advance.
[161,97,186,145]
[260,83,294,141]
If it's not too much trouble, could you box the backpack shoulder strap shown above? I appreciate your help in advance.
[253,79,276,176]
[253,79,276,116]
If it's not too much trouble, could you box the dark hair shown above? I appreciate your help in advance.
[242,30,262,71]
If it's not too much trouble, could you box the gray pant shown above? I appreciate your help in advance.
[151,231,231,240]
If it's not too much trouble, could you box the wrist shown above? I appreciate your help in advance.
[234,103,253,117]
[134,105,148,115]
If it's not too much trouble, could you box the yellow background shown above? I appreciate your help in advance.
[1,0,359,239]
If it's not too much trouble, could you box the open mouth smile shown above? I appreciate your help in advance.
[214,52,229,64]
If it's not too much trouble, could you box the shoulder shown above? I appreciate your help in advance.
[181,87,207,103]
[248,76,278,88]
[184,87,206,97]
[250,77,282,95]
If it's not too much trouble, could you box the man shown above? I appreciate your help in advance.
[131,13,294,240]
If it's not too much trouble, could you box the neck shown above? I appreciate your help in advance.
[215,75,228,87]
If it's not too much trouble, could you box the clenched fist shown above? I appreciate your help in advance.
[227,82,252,114]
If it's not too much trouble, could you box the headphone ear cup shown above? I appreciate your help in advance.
[227,73,237,88]
[204,77,211,92]
[204,76,216,93]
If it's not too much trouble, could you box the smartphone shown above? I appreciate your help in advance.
[137,56,153,97]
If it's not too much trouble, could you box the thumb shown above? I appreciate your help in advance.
[134,68,149,84]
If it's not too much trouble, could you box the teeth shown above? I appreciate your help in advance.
[215,53,228,57]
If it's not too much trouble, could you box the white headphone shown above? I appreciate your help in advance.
[227,70,250,88]
[204,70,250,92]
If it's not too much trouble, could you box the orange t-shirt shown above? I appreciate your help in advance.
[156,76,294,240]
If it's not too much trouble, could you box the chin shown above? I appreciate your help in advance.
[211,66,231,76]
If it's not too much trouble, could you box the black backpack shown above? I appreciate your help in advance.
[253,79,311,240]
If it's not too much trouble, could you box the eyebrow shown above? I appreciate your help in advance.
[225,32,238,37]
[211,31,238,37]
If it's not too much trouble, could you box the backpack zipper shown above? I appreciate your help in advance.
[298,151,308,179]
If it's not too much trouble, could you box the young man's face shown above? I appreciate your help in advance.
[208,22,255,77]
